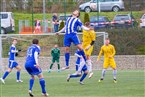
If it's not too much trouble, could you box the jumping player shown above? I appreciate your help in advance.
[57,10,92,70]
[25,39,48,97]
[96,38,117,83]
[82,22,96,78]
[0,39,22,84]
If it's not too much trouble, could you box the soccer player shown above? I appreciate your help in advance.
[0,39,22,84]
[67,49,88,85]
[48,44,60,73]
[96,38,117,83]
[82,22,96,78]
[25,39,48,97]
[57,10,92,70]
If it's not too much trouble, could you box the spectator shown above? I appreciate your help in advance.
[34,19,41,33]
[52,13,59,33]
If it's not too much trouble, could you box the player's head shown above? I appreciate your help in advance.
[105,38,110,45]
[12,39,17,45]
[32,39,39,45]
[72,10,80,18]
[54,44,58,48]
[53,13,58,16]
[85,22,90,27]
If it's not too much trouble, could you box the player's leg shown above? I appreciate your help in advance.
[98,61,108,82]
[77,59,85,74]
[15,63,23,82]
[67,72,81,82]
[77,44,87,62]
[37,74,48,96]
[85,46,94,78]
[0,68,12,84]
[48,58,55,73]
[28,75,35,97]
[86,55,93,78]
[75,64,79,71]
[0,61,14,84]
[79,65,88,85]
[56,58,60,72]
[111,60,117,83]
[64,46,70,68]
[72,34,87,62]
[62,35,71,70]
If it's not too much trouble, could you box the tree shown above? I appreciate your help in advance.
[58,20,65,32]
[83,12,90,24]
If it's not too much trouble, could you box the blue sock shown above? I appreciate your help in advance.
[80,73,87,82]
[16,71,20,80]
[29,78,34,91]
[2,71,9,79]
[76,65,78,71]
[80,50,86,61]
[70,74,80,78]
[65,53,70,67]
[39,78,46,93]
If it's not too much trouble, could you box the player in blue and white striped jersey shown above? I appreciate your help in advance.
[0,39,22,84]
[57,10,92,70]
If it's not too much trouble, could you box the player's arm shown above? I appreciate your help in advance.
[58,49,60,57]
[56,26,66,35]
[11,47,18,53]
[77,19,91,31]
[97,47,103,62]
[109,45,116,58]
[34,51,39,68]
[51,49,54,57]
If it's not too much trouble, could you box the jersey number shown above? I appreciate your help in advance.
[27,48,33,57]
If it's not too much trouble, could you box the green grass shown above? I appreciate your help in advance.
[1,70,144,97]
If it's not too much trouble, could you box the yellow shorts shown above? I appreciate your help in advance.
[82,44,93,56]
[103,58,116,69]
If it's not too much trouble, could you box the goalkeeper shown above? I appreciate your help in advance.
[48,44,61,73]
[82,22,96,79]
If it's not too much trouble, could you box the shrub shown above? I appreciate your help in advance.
[83,12,90,24]
[58,20,65,31]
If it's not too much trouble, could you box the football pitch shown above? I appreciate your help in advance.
[0,70,144,97]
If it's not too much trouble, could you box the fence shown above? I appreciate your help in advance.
[1,55,145,72]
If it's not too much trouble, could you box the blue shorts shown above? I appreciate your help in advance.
[64,33,81,47]
[8,61,18,69]
[25,63,42,75]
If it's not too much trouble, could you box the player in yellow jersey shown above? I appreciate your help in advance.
[96,38,117,83]
[82,22,96,78]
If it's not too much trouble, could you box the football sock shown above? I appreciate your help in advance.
[50,63,54,69]
[80,73,87,82]
[113,69,117,79]
[101,69,106,79]
[2,71,9,79]
[87,60,92,72]
[76,65,79,71]
[70,74,80,78]
[57,64,60,70]
[39,78,46,93]
[29,78,34,91]
[80,50,86,62]
[65,53,70,67]
[16,71,20,80]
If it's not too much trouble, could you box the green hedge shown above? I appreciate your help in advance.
[103,28,145,55]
